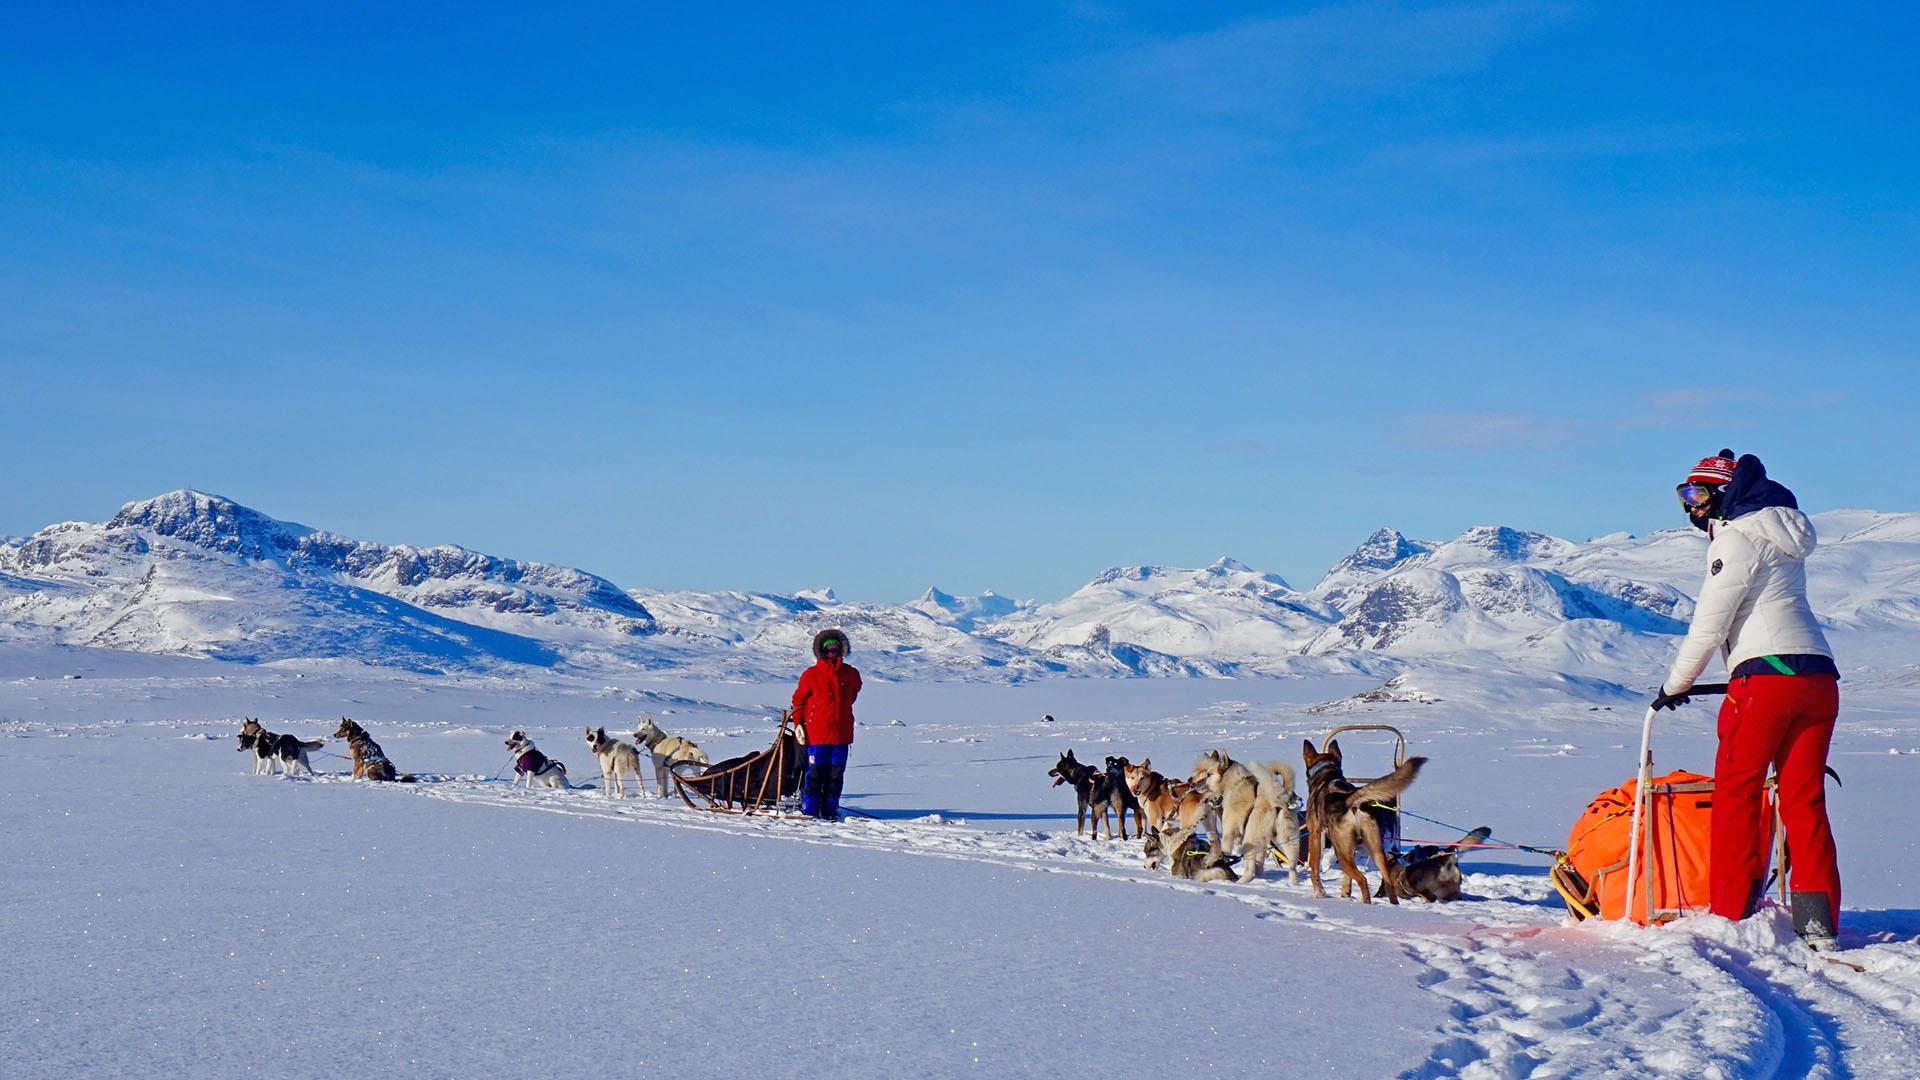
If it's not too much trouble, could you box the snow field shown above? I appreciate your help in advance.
[5,662,1920,1077]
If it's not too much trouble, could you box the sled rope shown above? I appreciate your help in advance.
[1376,803,1564,859]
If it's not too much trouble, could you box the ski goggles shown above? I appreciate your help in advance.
[1675,481,1721,510]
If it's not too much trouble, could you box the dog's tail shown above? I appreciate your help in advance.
[1257,760,1296,808]
[299,738,325,751]
[1449,826,1492,852]
[398,774,418,783]
[1345,756,1426,811]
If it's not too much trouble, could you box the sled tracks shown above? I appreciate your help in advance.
[385,777,1920,1079]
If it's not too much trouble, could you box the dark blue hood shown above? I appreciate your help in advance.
[1720,453,1798,520]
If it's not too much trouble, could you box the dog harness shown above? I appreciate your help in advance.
[516,748,550,773]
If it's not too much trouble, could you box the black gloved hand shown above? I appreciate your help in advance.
[1651,688,1691,711]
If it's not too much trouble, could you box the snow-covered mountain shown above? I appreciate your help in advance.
[4,491,1917,690]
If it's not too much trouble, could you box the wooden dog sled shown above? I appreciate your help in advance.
[668,711,805,816]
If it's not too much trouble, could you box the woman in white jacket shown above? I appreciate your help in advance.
[1656,451,1841,948]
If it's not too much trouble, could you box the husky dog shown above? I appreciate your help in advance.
[1190,750,1303,884]
[1302,739,1426,904]
[584,726,645,798]
[1157,826,1240,883]
[332,718,415,783]
[236,718,323,776]
[1123,758,1217,836]
[1047,749,1133,840]
[505,730,572,789]
[633,714,709,798]
[1383,827,1491,903]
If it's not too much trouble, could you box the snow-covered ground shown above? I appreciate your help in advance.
[5,644,1920,1077]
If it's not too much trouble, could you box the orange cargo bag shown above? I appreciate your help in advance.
[1550,769,1725,925]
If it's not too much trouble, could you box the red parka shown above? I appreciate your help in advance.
[791,657,861,746]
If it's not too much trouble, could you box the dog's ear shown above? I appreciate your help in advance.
[1326,739,1342,761]
[1301,739,1318,762]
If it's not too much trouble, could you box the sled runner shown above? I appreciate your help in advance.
[668,711,805,815]
[1319,723,1407,853]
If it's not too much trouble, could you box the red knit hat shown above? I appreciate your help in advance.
[1686,453,1737,485]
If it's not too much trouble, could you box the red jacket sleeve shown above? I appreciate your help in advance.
[845,666,862,704]
[792,667,814,715]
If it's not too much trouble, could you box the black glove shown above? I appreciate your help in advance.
[1651,688,1691,711]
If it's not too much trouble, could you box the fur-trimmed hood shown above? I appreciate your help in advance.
[812,627,851,660]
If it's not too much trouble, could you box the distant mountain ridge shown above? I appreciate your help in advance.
[3,490,1917,689]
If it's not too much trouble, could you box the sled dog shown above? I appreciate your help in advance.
[584,726,645,798]
[1157,826,1240,883]
[1047,749,1133,840]
[1190,749,1302,884]
[236,718,323,776]
[332,718,415,783]
[504,730,572,789]
[1123,758,1216,836]
[1383,827,1491,903]
[1301,739,1425,904]
[633,714,709,798]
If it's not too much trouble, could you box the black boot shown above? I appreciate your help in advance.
[1790,892,1838,951]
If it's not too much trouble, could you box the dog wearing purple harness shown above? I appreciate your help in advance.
[505,730,573,790]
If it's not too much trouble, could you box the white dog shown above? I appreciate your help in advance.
[633,714,710,798]
[1190,749,1302,884]
[505,730,573,789]
[584,725,645,798]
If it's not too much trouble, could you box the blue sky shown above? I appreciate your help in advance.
[3,3,1915,601]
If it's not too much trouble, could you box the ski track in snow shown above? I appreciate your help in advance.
[270,769,1920,1080]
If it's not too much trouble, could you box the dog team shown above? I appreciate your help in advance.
[1050,740,1487,905]
[233,713,708,796]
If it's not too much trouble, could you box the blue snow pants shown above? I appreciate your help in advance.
[802,744,850,819]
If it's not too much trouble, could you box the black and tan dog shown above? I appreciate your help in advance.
[332,718,415,783]
[1382,827,1491,902]
[1301,739,1424,904]
[1047,749,1135,840]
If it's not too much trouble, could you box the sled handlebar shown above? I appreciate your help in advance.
[1689,682,1729,697]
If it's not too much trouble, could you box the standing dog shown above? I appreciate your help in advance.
[236,718,323,776]
[634,715,709,798]
[331,718,415,783]
[1046,749,1133,840]
[1301,739,1425,904]
[505,730,573,789]
[1123,758,1217,836]
[1189,750,1302,884]
[584,726,645,798]
[1383,827,1491,902]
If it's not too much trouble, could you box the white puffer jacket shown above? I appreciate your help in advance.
[1664,505,1833,694]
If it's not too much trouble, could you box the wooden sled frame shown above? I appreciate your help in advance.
[668,711,804,816]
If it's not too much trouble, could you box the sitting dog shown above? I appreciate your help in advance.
[584,726,645,798]
[1382,827,1491,902]
[505,730,572,790]
[236,718,323,776]
[634,714,709,798]
[1155,826,1240,883]
[332,718,415,783]
[1047,749,1133,840]
[1301,739,1425,904]
[1190,749,1302,884]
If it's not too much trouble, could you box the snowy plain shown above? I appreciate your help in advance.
[6,640,1920,1079]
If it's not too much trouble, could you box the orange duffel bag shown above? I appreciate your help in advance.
[1551,769,1722,925]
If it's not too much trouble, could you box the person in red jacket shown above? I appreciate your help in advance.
[791,628,861,820]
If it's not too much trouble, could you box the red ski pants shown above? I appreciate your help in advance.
[1712,673,1841,926]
